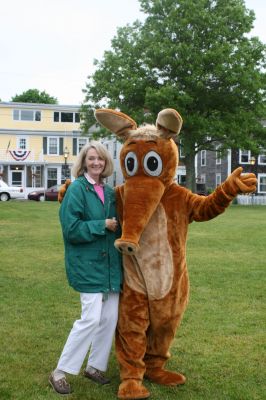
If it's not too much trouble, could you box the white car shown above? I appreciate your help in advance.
[0,180,24,201]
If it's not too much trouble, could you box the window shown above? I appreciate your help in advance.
[61,112,74,122]
[239,149,250,164]
[215,144,222,165]
[17,137,27,149]
[197,175,206,184]
[201,150,206,166]
[72,137,86,155]
[216,173,221,187]
[200,174,206,184]
[13,109,19,120]
[258,150,266,165]
[54,112,60,122]
[78,138,87,152]
[47,168,58,188]
[13,109,41,121]
[113,171,116,187]
[35,166,42,187]
[179,139,185,158]
[53,111,80,123]
[21,110,32,121]
[11,171,22,186]
[196,174,206,194]
[258,174,266,193]
[178,175,186,186]
[28,165,42,187]
[48,137,59,155]
[61,165,70,184]
[114,141,117,159]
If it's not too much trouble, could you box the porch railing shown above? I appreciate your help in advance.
[237,194,266,205]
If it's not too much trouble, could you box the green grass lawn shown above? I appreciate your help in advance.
[0,201,265,400]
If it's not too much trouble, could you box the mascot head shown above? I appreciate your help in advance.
[95,108,183,254]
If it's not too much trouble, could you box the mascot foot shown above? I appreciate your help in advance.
[145,368,186,386]
[117,379,150,399]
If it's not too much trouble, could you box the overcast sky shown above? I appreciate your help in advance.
[0,0,265,105]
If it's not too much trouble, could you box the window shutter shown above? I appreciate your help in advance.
[73,138,77,155]
[43,137,47,154]
[59,138,64,155]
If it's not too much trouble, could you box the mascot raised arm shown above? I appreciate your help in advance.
[59,108,256,400]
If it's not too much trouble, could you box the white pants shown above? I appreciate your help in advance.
[57,292,119,375]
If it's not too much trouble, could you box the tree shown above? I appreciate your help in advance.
[82,0,266,191]
[11,89,58,104]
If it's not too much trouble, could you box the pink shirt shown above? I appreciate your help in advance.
[84,173,105,204]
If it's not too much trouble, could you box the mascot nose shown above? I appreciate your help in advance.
[115,239,139,255]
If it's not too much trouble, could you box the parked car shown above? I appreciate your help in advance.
[0,180,24,201]
[28,184,61,201]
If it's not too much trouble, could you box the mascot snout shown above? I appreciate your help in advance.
[115,176,165,255]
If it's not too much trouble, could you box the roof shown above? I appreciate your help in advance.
[0,101,81,112]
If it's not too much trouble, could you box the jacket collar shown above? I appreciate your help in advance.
[84,172,104,186]
[78,175,111,197]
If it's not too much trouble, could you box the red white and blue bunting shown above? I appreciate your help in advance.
[9,150,31,161]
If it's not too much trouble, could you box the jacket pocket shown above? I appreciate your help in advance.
[70,251,108,287]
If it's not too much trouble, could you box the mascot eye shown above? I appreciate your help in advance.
[143,151,163,176]
[125,152,138,176]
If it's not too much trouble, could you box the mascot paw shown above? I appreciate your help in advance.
[145,368,186,386]
[118,379,150,399]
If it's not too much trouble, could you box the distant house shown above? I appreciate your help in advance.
[5,100,264,199]
[195,123,266,196]
[0,101,124,197]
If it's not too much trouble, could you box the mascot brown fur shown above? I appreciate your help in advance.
[59,108,257,400]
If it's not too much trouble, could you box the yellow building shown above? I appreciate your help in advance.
[0,101,91,197]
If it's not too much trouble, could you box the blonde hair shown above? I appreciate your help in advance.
[71,141,114,179]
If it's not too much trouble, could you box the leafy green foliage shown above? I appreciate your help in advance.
[82,0,266,190]
[11,88,58,104]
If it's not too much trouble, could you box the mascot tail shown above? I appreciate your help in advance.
[58,179,71,203]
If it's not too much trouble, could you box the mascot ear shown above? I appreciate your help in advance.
[156,108,183,139]
[94,109,137,141]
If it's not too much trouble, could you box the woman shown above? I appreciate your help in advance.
[49,141,122,395]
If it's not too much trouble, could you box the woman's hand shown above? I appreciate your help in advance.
[105,217,118,232]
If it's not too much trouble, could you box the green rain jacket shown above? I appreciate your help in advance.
[59,175,122,293]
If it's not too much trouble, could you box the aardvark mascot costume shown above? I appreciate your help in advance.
[59,108,256,400]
